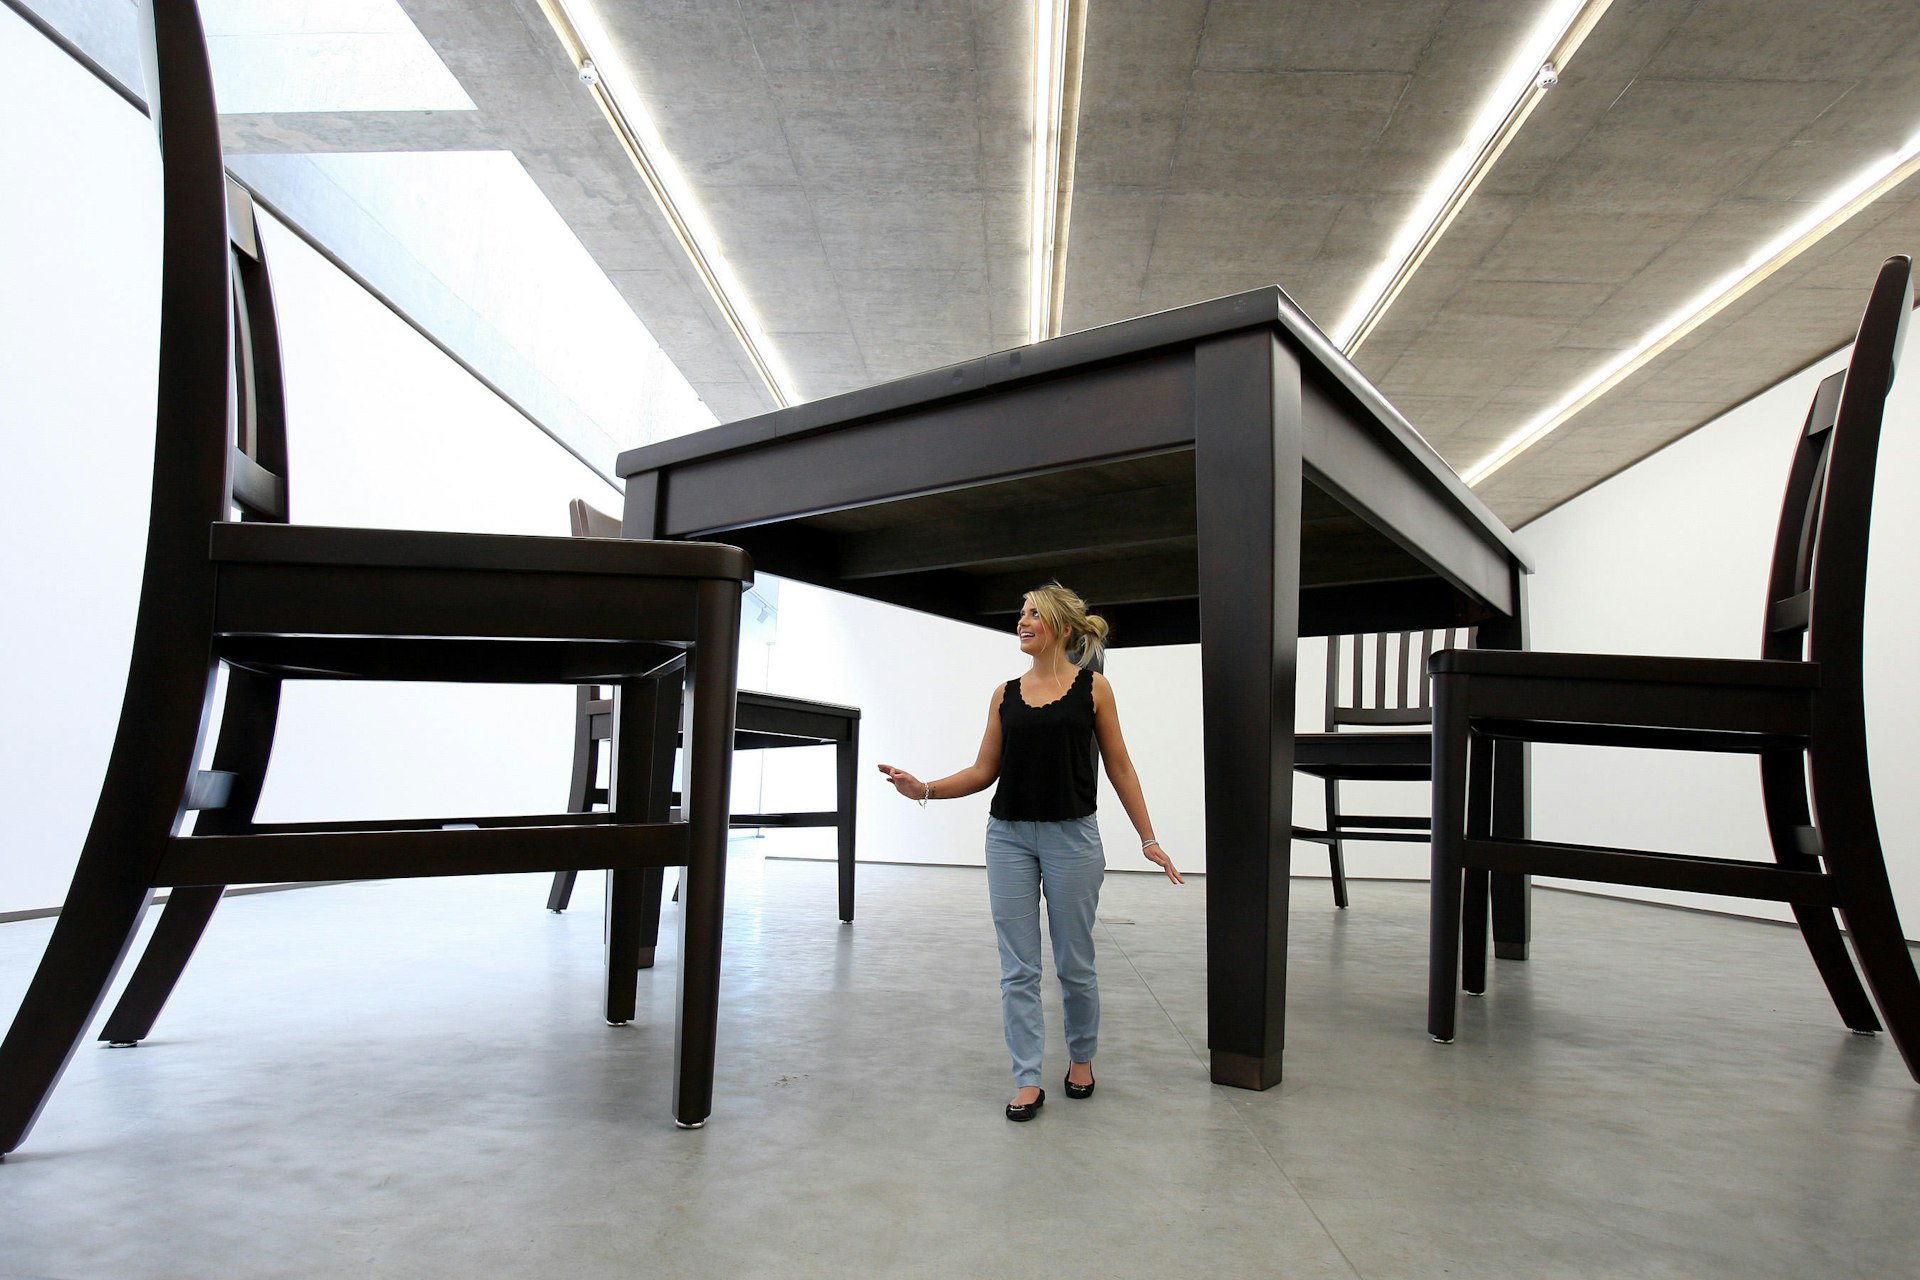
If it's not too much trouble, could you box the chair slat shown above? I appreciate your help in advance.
[229,447,286,521]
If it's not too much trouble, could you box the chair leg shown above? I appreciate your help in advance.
[1816,809,1920,1079]
[1834,878,1920,1081]
[1326,778,1349,909]
[1794,901,1882,1031]
[1427,682,1471,1044]
[1488,735,1531,961]
[633,866,665,971]
[672,581,741,1128]
[551,685,603,913]
[1462,868,1489,995]
[1760,753,1878,1032]
[98,885,223,1045]
[603,869,649,1025]
[99,667,285,1045]
[604,669,681,1023]
[1461,723,1496,996]
[0,641,215,1154]
[0,872,158,1154]
[836,718,858,923]
[1809,746,1920,1079]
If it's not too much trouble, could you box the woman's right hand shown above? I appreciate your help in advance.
[877,764,926,801]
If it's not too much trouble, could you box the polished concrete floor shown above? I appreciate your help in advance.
[2,848,1917,1279]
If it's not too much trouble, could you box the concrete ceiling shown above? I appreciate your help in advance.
[215,0,1920,526]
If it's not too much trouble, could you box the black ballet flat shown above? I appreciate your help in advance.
[1063,1072,1096,1100]
[1005,1089,1045,1121]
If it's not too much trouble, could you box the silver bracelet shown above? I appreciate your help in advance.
[918,784,932,809]
[1142,838,1161,851]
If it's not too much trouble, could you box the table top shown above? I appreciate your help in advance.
[617,287,1528,644]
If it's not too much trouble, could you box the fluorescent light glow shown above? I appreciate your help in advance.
[1465,131,1920,486]
[1048,2,1088,340]
[1334,0,1613,354]
[1029,0,1082,344]
[535,0,797,408]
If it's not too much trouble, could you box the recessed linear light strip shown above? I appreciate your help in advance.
[1046,0,1088,341]
[535,0,797,408]
[1334,0,1614,355]
[1466,135,1920,486]
[1029,0,1084,344]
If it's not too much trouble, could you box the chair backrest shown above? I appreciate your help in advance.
[1762,255,1910,681]
[136,0,289,599]
[1324,630,1468,731]
[570,499,622,539]
[110,0,287,783]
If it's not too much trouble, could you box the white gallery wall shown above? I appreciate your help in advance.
[2,8,162,916]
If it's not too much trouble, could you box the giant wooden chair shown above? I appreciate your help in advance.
[0,0,749,1156]
[1427,254,1920,1081]
[1293,630,1467,906]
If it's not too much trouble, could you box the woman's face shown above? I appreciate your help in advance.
[1017,599,1063,656]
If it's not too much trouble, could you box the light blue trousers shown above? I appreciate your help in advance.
[985,815,1105,1088]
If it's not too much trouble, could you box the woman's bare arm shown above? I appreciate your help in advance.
[878,685,1005,801]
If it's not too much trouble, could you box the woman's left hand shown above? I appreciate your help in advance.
[1144,842,1184,884]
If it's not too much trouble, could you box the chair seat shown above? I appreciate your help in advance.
[1293,732,1430,779]
[1431,648,1817,742]
[217,635,687,683]
[210,522,751,648]
[1431,648,1819,688]
[211,520,750,579]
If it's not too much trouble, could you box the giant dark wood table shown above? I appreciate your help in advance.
[616,288,1532,1089]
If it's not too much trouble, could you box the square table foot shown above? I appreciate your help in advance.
[1210,1049,1283,1090]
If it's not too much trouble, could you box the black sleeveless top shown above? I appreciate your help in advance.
[990,666,1098,821]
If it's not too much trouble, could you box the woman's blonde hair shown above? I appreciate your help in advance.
[1025,581,1110,668]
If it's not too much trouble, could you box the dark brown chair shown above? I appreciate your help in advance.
[1293,630,1467,906]
[1427,254,1920,1081]
[547,501,862,928]
[0,0,749,1156]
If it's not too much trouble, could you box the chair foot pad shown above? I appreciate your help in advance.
[675,1119,707,1129]
[106,1040,140,1049]
[1430,1035,1454,1044]
[606,1019,630,1027]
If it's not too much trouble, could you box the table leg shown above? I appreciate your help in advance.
[836,717,858,923]
[1477,568,1531,961]
[1195,329,1303,1091]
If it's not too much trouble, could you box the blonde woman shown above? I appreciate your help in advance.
[880,582,1183,1121]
